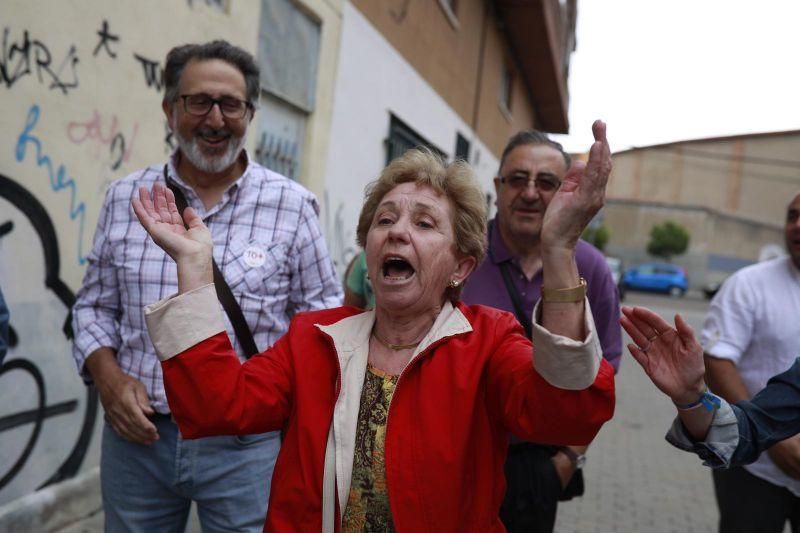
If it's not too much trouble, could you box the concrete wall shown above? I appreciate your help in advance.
[322,2,500,273]
[603,200,784,288]
[609,133,800,227]
[0,0,260,507]
[605,131,797,285]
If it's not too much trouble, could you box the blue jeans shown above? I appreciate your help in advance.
[101,415,280,533]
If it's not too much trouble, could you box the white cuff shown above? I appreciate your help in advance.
[530,297,602,390]
[144,283,225,361]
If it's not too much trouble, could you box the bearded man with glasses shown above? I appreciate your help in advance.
[462,127,622,533]
[71,40,342,532]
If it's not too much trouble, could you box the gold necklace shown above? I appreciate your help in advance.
[372,331,421,351]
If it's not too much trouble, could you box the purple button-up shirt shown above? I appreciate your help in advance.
[462,219,622,371]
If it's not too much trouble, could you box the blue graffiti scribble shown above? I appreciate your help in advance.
[15,105,88,265]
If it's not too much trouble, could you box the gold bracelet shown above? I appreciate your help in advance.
[541,277,587,303]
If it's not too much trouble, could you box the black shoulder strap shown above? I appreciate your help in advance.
[164,165,259,358]
[488,220,533,340]
[498,263,533,340]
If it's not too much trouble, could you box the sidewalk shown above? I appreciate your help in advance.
[555,354,718,532]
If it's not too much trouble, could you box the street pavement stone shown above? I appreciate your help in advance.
[555,293,719,533]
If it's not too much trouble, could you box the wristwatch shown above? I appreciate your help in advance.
[559,447,587,469]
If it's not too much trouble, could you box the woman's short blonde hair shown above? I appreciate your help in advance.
[356,148,488,301]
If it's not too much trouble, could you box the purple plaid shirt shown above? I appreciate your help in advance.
[462,219,622,371]
[72,151,342,413]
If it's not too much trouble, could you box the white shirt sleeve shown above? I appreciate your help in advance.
[700,271,757,364]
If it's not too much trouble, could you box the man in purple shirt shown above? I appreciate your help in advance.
[462,128,621,533]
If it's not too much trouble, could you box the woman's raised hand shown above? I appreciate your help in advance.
[132,184,214,292]
[541,120,611,251]
[621,306,707,406]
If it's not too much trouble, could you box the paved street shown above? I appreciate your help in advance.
[58,291,722,533]
[556,291,718,533]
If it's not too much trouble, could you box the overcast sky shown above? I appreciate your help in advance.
[552,0,800,154]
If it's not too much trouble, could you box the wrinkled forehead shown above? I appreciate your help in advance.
[500,143,567,176]
[378,182,451,216]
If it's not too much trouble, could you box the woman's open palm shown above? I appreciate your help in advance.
[131,184,212,263]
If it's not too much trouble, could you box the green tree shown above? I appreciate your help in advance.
[582,223,610,252]
[647,221,690,260]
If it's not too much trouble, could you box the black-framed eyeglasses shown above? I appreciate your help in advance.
[180,93,253,119]
[498,175,561,193]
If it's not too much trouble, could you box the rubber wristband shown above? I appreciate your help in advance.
[673,389,721,412]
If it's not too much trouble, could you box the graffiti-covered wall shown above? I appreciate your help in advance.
[0,0,259,506]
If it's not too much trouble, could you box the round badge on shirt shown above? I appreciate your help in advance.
[243,245,267,268]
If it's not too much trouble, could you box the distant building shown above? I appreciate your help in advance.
[603,130,800,286]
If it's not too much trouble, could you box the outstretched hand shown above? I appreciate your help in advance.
[621,306,706,405]
[541,120,612,250]
[132,184,214,292]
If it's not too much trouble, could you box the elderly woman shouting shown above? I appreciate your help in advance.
[133,121,616,532]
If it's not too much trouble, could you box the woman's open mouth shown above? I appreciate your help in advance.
[382,256,415,282]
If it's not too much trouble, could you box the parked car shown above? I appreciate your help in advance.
[604,256,626,300]
[621,262,689,297]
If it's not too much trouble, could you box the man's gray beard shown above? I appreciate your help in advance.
[175,130,246,174]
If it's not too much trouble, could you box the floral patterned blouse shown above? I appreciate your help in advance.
[343,363,399,532]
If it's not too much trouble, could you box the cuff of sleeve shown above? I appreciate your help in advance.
[530,297,602,390]
[664,398,739,468]
[73,326,122,383]
[144,283,225,361]
[702,341,742,364]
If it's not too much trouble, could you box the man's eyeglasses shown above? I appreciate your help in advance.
[180,94,253,119]
[498,175,561,193]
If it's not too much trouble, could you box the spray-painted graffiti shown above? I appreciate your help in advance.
[15,105,89,266]
[92,20,120,60]
[67,110,139,171]
[0,28,80,94]
[0,174,98,496]
[0,2,262,512]
[133,53,163,91]
[324,190,358,275]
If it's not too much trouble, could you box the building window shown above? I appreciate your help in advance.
[258,0,321,113]
[385,114,445,165]
[454,133,470,162]
[499,63,514,114]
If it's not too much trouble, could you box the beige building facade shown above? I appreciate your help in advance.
[604,130,799,286]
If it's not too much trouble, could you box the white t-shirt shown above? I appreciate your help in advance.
[701,256,800,495]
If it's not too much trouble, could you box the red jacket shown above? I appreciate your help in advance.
[160,302,615,532]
